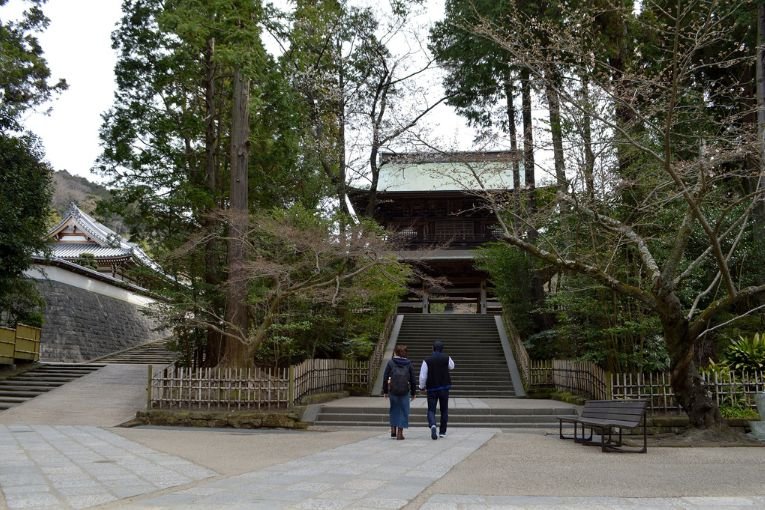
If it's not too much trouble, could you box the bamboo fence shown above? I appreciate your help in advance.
[530,359,765,413]
[0,324,41,365]
[293,358,368,402]
[612,370,765,413]
[149,358,369,410]
[530,359,608,400]
[150,366,290,410]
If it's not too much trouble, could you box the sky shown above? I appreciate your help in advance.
[3,0,123,182]
[3,0,482,184]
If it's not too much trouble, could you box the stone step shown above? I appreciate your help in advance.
[321,406,575,416]
[17,370,98,378]
[390,313,516,399]
[92,342,176,365]
[13,373,82,382]
[315,413,556,424]
[444,392,516,398]
[0,395,28,403]
[0,364,102,413]
[312,405,576,428]
[0,380,62,388]
[0,389,46,397]
[315,421,557,429]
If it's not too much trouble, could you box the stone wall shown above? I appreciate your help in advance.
[34,279,167,362]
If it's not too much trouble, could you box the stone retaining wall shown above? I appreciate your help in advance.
[35,279,166,362]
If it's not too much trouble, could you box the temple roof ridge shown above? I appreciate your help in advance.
[47,202,167,277]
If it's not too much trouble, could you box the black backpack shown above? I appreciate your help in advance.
[389,362,410,396]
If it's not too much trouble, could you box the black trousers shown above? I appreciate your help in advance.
[426,389,449,435]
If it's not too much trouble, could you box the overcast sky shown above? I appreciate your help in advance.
[4,0,483,184]
[3,0,122,182]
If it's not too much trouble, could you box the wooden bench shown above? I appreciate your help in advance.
[558,399,648,453]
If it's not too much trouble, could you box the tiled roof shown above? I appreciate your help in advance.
[50,244,132,260]
[374,153,524,193]
[47,203,168,277]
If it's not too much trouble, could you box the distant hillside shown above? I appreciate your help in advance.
[52,171,127,235]
[52,171,110,216]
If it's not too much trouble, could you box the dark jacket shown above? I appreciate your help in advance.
[424,351,452,391]
[382,357,417,397]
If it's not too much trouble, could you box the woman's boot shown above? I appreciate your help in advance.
[396,427,405,440]
[390,426,397,439]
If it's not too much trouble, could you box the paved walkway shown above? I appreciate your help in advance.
[0,424,214,509]
[1,366,765,509]
[111,428,495,509]
[420,495,765,509]
[0,365,148,427]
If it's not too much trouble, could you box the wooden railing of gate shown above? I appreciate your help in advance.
[149,358,369,410]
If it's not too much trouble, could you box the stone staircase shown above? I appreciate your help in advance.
[395,314,516,398]
[309,314,561,428]
[91,341,177,365]
[0,363,103,410]
[313,405,576,429]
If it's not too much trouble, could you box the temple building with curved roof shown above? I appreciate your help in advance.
[46,203,165,283]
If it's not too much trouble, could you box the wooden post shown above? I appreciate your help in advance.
[288,365,295,406]
[480,280,487,314]
[146,364,153,410]
[606,371,613,400]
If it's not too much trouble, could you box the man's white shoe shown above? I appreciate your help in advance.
[439,432,446,438]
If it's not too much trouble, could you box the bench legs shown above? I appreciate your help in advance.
[559,420,592,442]
[597,425,647,453]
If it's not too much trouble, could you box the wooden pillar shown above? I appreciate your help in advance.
[422,291,430,314]
[480,279,487,314]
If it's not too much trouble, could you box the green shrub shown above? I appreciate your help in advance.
[723,332,765,372]
[719,404,760,420]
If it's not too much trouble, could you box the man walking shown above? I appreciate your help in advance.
[419,340,455,440]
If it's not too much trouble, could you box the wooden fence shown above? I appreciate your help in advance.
[0,324,41,365]
[611,370,765,414]
[530,359,765,413]
[530,359,609,400]
[293,358,369,402]
[149,358,369,410]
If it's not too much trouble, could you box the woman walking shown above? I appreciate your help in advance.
[382,344,417,440]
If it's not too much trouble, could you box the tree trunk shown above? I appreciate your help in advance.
[203,37,223,367]
[659,293,722,427]
[504,75,521,226]
[755,3,765,302]
[520,68,546,315]
[757,3,765,219]
[544,71,567,192]
[581,74,595,200]
[365,144,379,218]
[222,67,251,367]
[521,68,536,230]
